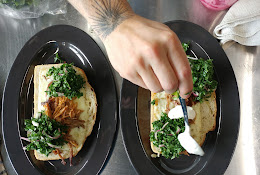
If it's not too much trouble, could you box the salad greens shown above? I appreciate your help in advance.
[184,43,218,102]
[182,42,190,52]
[150,113,185,159]
[54,53,64,63]
[189,58,218,102]
[172,90,179,101]
[151,99,156,105]
[24,111,68,156]
[0,0,34,8]
[46,63,85,100]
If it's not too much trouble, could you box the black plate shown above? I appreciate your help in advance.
[2,25,117,175]
[120,20,240,175]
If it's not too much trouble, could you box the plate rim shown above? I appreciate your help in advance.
[1,24,118,175]
[120,20,240,175]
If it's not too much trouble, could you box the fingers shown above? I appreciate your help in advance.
[133,40,179,93]
[103,15,193,97]
[148,49,179,94]
[166,32,193,98]
[151,63,179,94]
[128,73,148,90]
[130,32,189,95]
[118,32,192,97]
[118,67,148,90]
[137,64,162,93]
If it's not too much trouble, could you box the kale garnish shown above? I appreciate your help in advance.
[45,63,85,100]
[189,58,218,102]
[24,111,68,156]
[183,43,218,102]
[150,113,185,159]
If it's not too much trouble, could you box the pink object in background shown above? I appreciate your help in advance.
[200,0,238,11]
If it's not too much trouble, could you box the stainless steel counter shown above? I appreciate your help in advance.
[0,0,259,174]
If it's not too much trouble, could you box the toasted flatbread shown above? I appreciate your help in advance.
[150,91,217,154]
[34,64,97,160]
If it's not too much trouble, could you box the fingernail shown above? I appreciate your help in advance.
[184,91,192,95]
[180,91,192,99]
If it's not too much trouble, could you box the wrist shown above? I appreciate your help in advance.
[87,1,135,41]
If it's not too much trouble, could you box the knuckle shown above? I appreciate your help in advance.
[151,86,163,93]
[119,68,134,80]
[163,80,178,92]
[179,67,192,80]
[143,42,153,52]
[127,53,145,70]
[135,56,145,69]
[163,31,177,44]
[143,42,160,58]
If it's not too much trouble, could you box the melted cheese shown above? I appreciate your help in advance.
[37,71,53,112]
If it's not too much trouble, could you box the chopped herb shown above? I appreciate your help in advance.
[151,99,156,105]
[45,63,85,100]
[150,113,185,159]
[182,43,218,102]
[54,53,64,63]
[24,111,68,156]
[189,58,218,102]
[182,42,190,52]
[172,90,179,101]
[0,0,34,8]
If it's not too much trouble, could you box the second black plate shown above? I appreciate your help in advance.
[2,25,117,175]
[120,20,240,175]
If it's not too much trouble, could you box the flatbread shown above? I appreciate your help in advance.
[150,91,217,154]
[34,64,97,160]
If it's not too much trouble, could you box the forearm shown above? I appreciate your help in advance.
[68,0,134,39]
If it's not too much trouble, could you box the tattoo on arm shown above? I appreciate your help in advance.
[89,0,133,39]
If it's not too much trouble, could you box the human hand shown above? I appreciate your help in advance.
[102,15,193,98]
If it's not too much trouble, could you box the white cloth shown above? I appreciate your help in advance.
[214,0,260,46]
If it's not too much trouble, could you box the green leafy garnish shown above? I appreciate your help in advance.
[45,63,85,100]
[182,42,190,52]
[0,0,35,8]
[150,113,185,159]
[172,90,179,100]
[54,53,64,63]
[24,111,68,156]
[151,99,156,105]
[182,43,218,102]
[189,58,218,102]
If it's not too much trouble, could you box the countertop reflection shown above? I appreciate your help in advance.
[0,1,259,175]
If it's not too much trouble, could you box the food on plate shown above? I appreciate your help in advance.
[0,0,34,8]
[149,43,218,159]
[22,61,97,165]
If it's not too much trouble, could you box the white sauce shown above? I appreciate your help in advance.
[178,125,204,156]
[168,105,196,120]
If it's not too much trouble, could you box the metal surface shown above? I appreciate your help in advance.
[0,0,259,174]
